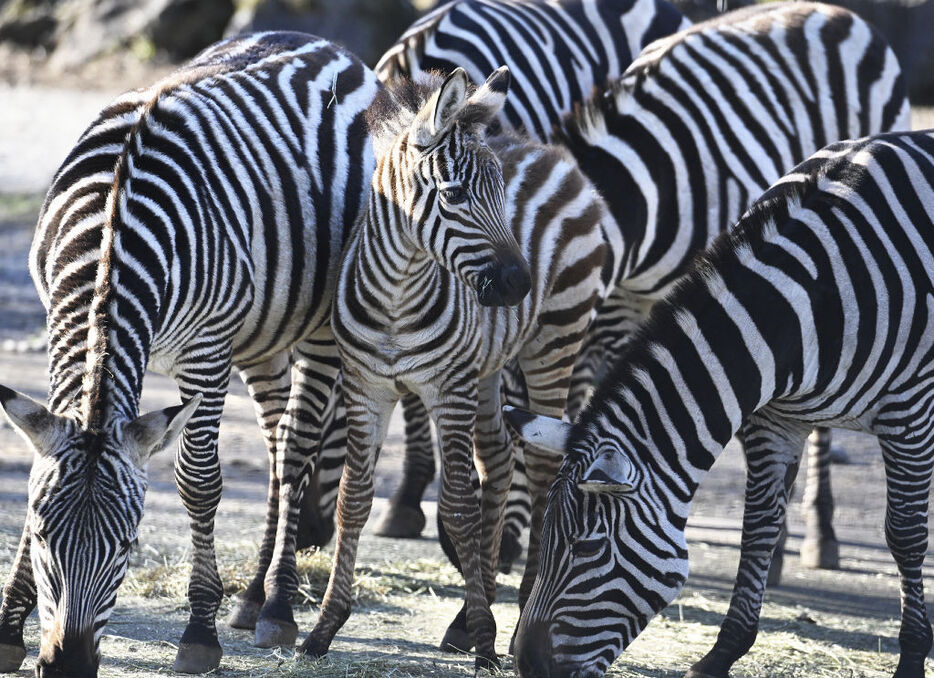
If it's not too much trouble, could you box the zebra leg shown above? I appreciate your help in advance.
[255,332,341,648]
[0,529,35,671]
[440,373,515,654]
[686,415,808,678]
[799,426,840,569]
[497,363,529,575]
[172,362,232,674]
[374,392,434,538]
[295,389,346,550]
[425,380,500,672]
[228,352,291,631]
[299,378,396,658]
[879,437,933,678]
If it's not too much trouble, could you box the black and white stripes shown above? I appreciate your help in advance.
[508,129,934,678]
[0,32,380,676]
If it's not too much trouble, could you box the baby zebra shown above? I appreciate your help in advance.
[301,69,610,672]
[507,130,934,678]
[0,33,379,676]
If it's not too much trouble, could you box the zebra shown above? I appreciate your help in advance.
[299,68,613,672]
[376,0,689,140]
[505,129,934,678]
[0,32,380,676]
[363,0,690,553]
[322,0,906,591]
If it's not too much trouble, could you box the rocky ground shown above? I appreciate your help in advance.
[0,89,933,676]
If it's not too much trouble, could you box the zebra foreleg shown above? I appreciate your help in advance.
[254,333,341,649]
[879,437,933,678]
[374,392,434,538]
[228,352,292,631]
[171,362,231,674]
[299,379,395,658]
[799,427,840,570]
[0,529,35,672]
[441,373,516,654]
[686,415,808,678]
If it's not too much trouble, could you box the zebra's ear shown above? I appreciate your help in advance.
[503,406,569,457]
[461,65,510,128]
[410,67,469,147]
[0,384,66,456]
[579,448,636,494]
[122,394,202,468]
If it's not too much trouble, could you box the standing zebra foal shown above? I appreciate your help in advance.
[0,33,379,676]
[508,130,934,678]
[304,67,612,672]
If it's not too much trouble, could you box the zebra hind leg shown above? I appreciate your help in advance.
[295,385,347,550]
[879,436,933,678]
[0,529,35,671]
[254,333,341,649]
[172,360,232,673]
[686,415,808,678]
[799,426,840,570]
[228,352,292,631]
[299,380,396,658]
[374,392,434,538]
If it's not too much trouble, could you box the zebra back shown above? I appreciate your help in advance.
[559,1,910,298]
[376,0,689,141]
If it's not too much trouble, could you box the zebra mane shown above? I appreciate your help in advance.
[575,176,814,442]
[366,70,494,159]
[79,63,226,431]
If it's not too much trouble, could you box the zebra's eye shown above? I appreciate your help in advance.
[32,531,47,548]
[572,537,604,557]
[119,537,137,555]
[441,185,467,204]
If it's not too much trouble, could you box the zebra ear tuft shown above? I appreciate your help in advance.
[579,448,636,494]
[0,384,63,457]
[503,406,569,457]
[410,67,469,147]
[123,393,202,469]
[461,65,510,128]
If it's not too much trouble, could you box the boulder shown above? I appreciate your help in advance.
[230,0,419,68]
[48,0,233,69]
[0,0,59,49]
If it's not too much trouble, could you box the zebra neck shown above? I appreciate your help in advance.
[357,189,442,297]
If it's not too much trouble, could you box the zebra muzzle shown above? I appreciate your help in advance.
[476,250,531,307]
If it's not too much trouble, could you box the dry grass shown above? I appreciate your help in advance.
[107,543,927,678]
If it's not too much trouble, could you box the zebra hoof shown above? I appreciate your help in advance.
[254,617,298,648]
[173,642,222,674]
[374,503,426,538]
[439,625,474,654]
[0,642,26,672]
[684,669,724,678]
[474,653,501,676]
[227,599,262,630]
[800,538,840,569]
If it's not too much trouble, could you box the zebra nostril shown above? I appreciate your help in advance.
[516,620,558,678]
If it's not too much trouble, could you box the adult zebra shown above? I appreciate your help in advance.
[376,0,689,139]
[0,33,379,675]
[506,129,934,678]
[303,69,612,672]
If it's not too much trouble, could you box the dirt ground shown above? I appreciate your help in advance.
[0,90,933,677]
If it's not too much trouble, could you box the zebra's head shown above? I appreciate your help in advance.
[506,407,689,678]
[0,385,199,678]
[372,65,531,307]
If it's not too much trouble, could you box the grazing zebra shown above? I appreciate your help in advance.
[506,129,934,678]
[299,68,612,671]
[0,33,379,675]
